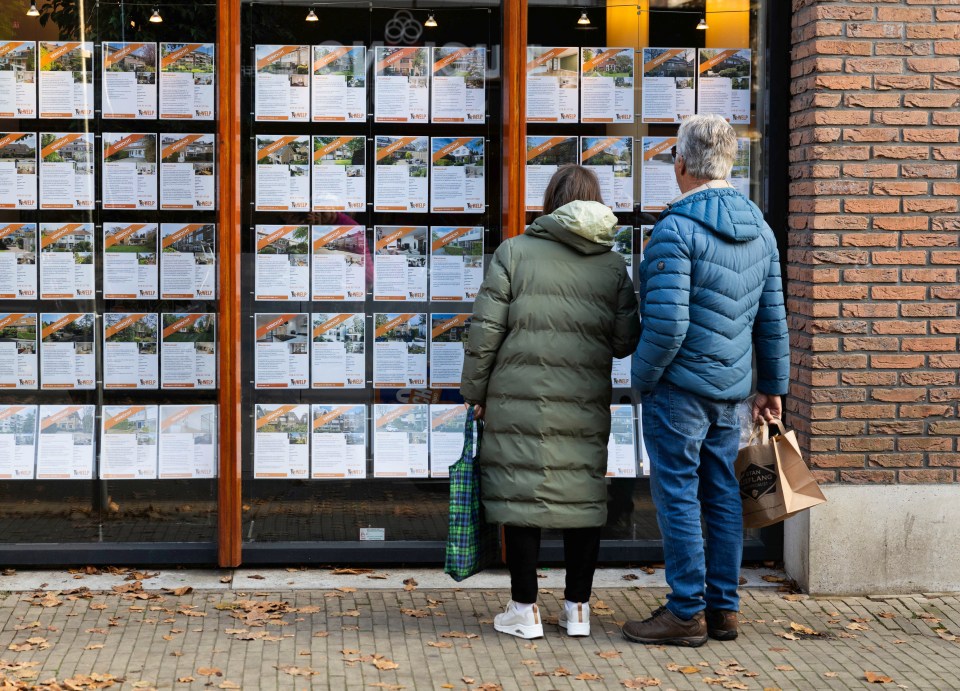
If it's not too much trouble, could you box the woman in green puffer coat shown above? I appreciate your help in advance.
[460,165,641,640]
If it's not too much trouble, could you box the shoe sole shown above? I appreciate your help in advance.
[621,629,708,647]
[708,629,738,641]
[559,622,590,637]
[494,622,544,639]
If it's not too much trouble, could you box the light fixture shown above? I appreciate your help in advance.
[577,10,591,25]
[149,7,163,23]
[696,16,709,30]
[305,8,318,22]
[26,2,40,17]
[424,12,437,27]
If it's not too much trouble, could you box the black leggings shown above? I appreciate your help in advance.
[503,525,602,604]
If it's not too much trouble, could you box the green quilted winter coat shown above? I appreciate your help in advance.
[460,200,641,528]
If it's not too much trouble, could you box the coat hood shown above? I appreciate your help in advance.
[664,187,764,242]
[525,200,617,255]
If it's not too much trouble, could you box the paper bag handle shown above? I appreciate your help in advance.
[748,420,770,445]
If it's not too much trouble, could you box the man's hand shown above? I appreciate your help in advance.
[752,394,781,423]
[473,404,485,421]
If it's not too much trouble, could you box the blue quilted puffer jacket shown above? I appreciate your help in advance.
[632,187,789,401]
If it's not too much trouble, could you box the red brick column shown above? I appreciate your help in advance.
[789,0,960,485]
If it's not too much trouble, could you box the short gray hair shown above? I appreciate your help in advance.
[676,114,738,180]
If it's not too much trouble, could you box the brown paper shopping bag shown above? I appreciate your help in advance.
[735,419,827,529]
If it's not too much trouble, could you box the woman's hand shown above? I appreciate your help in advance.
[473,404,485,421]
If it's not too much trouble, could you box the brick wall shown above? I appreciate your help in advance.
[789,0,960,484]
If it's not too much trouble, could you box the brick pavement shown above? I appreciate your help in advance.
[0,580,958,690]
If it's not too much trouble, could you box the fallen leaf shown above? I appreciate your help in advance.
[462,677,475,684]
[1,568,15,576]
[762,574,785,583]
[597,650,621,659]
[313,631,329,638]
[368,684,405,690]
[39,594,61,608]
[403,578,418,591]
[247,574,265,580]
[666,663,699,674]
[428,641,453,648]
[218,681,240,689]
[337,586,357,593]
[373,658,400,671]
[865,671,894,684]
[593,601,615,616]
[276,665,321,676]
[824,672,839,678]
[622,574,639,581]
[775,632,799,641]
[846,622,870,631]
[197,667,223,677]
[219,575,233,583]
[332,567,373,575]
[90,603,108,610]
[400,608,431,618]
[167,587,193,596]
[774,665,794,672]
[84,643,104,650]
[877,612,897,619]
[441,631,479,639]
[576,673,603,681]
[333,610,361,617]
[621,677,662,688]
[177,677,195,683]
[781,594,805,602]
[367,573,389,579]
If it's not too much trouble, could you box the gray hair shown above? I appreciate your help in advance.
[676,114,738,180]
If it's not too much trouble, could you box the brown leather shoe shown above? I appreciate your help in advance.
[621,606,708,647]
[706,609,739,641]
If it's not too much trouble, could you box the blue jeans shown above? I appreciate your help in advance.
[642,382,743,620]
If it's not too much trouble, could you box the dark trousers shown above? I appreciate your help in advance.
[503,525,602,604]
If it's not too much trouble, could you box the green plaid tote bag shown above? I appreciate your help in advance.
[444,406,499,582]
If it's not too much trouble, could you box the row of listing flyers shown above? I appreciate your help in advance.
[524,135,750,213]
[0,41,214,120]
[525,46,751,124]
[606,405,650,478]
[0,404,217,480]
[0,223,216,300]
[254,45,485,124]
[251,312,471,390]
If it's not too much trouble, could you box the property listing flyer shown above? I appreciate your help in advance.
[374,226,428,301]
[103,313,159,390]
[526,47,578,123]
[430,226,483,302]
[429,404,469,478]
[612,356,631,389]
[373,404,429,478]
[101,42,157,119]
[640,225,653,260]
[311,313,365,389]
[580,47,634,123]
[311,405,367,479]
[253,404,310,479]
[160,313,216,389]
[374,47,429,123]
[40,313,96,390]
[431,46,486,123]
[99,405,158,480]
[0,314,38,390]
[697,48,752,124]
[606,405,637,478]
[730,138,751,198]
[0,405,37,479]
[39,132,94,209]
[638,404,650,476]
[255,225,310,301]
[581,136,634,212]
[39,223,95,300]
[38,42,93,119]
[311,136,366,213]
[374,135,428,213]
[641,48,696,124]
[0,224,38,300]
[158,404,217,479]
[311,225,366,301]
[159,133,215,210]
[254,313,310,389]
[373,313,427,389]
[525,136,577,212]
[159,43,215,120]
[255,135,310,212]
[640,137,680,212]
[613,225,633,280]
[0,132,37,209]
[430,137,485,213]
[102,133,158,210]
[429,314,470,389]
[36,405,95,480]
[159,223,216,299]
[103,223,159,299]
[0,41,37,118]
[255,45,310,121]
[311,45,366,122]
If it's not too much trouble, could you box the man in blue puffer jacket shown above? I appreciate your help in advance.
[622,114,789,648]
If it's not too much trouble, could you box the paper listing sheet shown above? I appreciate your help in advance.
[39,313,96,390]
[640,137,680,212]
[102,42,157,119]
[525,136,577,212]
[697,48,752,125]
[0,132,37,209]
[312,135,366,213]
[312,45,366,122]
[0,313,38,390]
[103,222,158,299]
[374,135,428,213]
[102,133,158,210]
[730,138,751,198]
[312,404,367,479]
[638,403,651,476]
[100,405,158,479]
[374,47,429,123]
[581,47,634,124]
[161,313,216,389]
[374,226,427,301]
[39,132,94,209]
[160,43,215,120]
[429,314,470,389]
[311,225,366,300]
[158,404,217,479]
[373,313,427,389]
[431,137,484,213]
[639,225,653,261]
[254,404,310,479]
[36,405,95,479]
[255,313,310,389]
[606,405,637,478]
[0,223,38,300]
[0,42,37,118]
[160,223,216,299]
[39,223,95,300]
[430,226,483,302]
[641,48,695,124]
[431,46,486,123]
[373,404,429,478]
[0,405,37,479]
[255,45,310,122]
[526,47,578,123]
[256,135,310,212]
[429,404,469,478]
[103,313,159,389]
[38,42,93,119]
[581,136,634,212]
[255,225,310,300]
[160,133,215,210]
[311,313,365,389]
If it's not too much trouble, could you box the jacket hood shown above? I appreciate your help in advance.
[664,187,764,242]
[525,200,617,255]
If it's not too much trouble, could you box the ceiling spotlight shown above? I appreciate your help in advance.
[149,7,163,23]
[696,16,709,30]
[424,12,437,27]
[578,10,591,25]
[305,8,318,22]
[26,2,40,17]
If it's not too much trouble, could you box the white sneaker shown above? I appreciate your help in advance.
[493,601,544,639]
[559,601,590,637]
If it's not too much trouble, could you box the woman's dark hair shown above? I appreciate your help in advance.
[541,164,604,215]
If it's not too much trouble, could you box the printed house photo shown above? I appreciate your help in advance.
[0,226,36,265]
[162,134,214,164]
[610,407,634,446]
[700,48,751,84]
[526,136,577,167]
[39,43,92,74]
[161,44,214,73]
[375,226,427,266]
[162,224,215,257]
[41,225,93,254]
[313,136,365,167]
[40,134,92,166]
[257,226,309,256]
[162,407,215,445]
[313,314,365,354]
[378,47,426,77]
[256,45,309,78]
[104,43,156,74]
[432,227,482,259]
[375,313,425,344]
[41,314,93,344]
[256,314,309,349]
[103,134,156,164]
[613,226,633,264]
[432,138,484,168]
[431,407,468,434]
[105,224,157,257]
[313,46,365,87]
[377,406,427,435]
[162,314,215,343]
[43,407,95,447]
[256,405,309,436]
[434,46,485,84]
[313,405,365,435]
[582,47,633,82]
[105,408,157,448]
[0,43,35,80]
[0,134,36,167]
[105,313,157,344]
[528,47,578,88]
[376,136,427,177]
[0,315,37,355]
[431,315,471,345]
[313,226,365,264]
[258,136,308,166]
[582,136,633,178]
[643,48,695,79]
